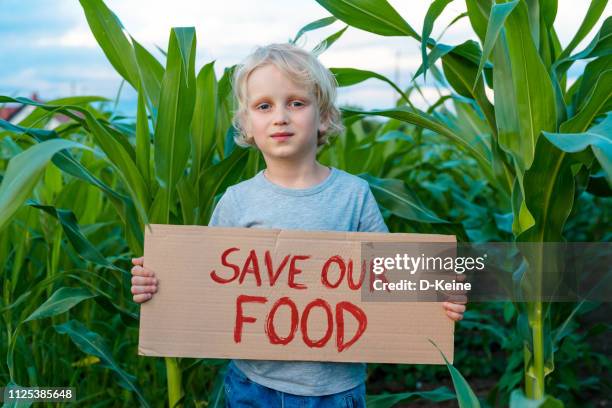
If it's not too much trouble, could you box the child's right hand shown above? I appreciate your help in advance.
[130,256,158,303]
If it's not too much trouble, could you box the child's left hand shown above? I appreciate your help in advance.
[443,301,466,321]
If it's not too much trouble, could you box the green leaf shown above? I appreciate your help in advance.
[312,25,348,55]
[366,387,456,407]
[441,41,497,136]
[544,113,612,185]
[429,339,481,408]
[16,95,108,128]
[0,114,145,253]
[314,0,419,38]
[554,16,612,78]
[15,97,149,225]
[55,320,150,407]
[558,0,608,60]
[330,67,410,103]
[292,16,337,44]
[0,139,87,232]
[473,0,519,89]
[78,0,140,87]
[200,148,249,223]
[560,69,612,133]
[421,0,454,80]
[574,56,612,110]
[342,107,493,175]
[497,0,557,173]
[25,287,95,322]
[132,38,164,111]
[26,200,122,271]
[136,82,151,188]
[153,27,197,223]
[519,138,574,243]
[465,0,492,42]
[359,174,447,223]
[192,61,218,179]
[214,66,236,158]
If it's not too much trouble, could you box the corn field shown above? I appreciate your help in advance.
[0,0,610,407]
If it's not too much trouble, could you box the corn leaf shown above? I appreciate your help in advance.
[0,139,87,232]
[132,38,164,111]
[55,320,150,407]
[497,0,556,173]
[421,0,454,80]
[27,200,122,271]
[359,174,447,223]
[292,16,337,44]
[25,287,96,322]
[558,0,608,60]
[330,68,410,103]
[153,27,197,223]
[544,112,612,185]
[314,0,419,38]
[574,56,612,110]
[474,0,519,88]
[342,107,493,174]
[560,69,612,133]
[312,25,348,55]
[429,339,481,408]
[200,148,249,224]
[78,0,140,87]
[465,0,492,42]
[192,61,217,179]
[136,82,152,191]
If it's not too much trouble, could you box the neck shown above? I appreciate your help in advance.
[263,159,330,189]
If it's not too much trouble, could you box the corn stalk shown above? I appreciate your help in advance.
[315,0,611,403]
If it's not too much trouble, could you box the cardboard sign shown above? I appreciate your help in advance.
[138,224,455,364]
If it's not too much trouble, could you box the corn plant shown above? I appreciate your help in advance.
[314,0,611,404]
[1,0,609,406]
[0,0,256,405]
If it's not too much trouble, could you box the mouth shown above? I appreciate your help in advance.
[270,132,294,141]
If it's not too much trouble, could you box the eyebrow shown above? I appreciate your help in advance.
[249,93,311,105]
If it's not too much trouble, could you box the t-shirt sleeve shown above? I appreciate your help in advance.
[208,188,238,227]
[358,187,389,233]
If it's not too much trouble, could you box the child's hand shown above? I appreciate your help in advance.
[443,301,466,321]
[130,256,158,303]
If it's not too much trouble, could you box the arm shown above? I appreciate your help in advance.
[130,188,237,303]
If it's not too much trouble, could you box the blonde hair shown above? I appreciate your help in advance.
[231,43,344,147]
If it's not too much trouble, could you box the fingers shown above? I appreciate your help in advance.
[133,293,153,303]
[131,275,158,286]
[130,262,158,304]
[443,301,467,312]
[131,284,158,295]
[445,310,464,321]
[131,264,155,278]
[443,301,466,321]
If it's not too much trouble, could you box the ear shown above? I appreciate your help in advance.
[318,114,330,134]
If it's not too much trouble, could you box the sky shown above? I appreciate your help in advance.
[0,0,609,115]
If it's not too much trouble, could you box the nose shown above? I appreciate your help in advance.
[273,106,289,126]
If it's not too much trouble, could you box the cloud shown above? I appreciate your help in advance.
[1,0,610,111]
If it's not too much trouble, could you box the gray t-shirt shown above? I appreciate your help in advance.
[209,166,388,396]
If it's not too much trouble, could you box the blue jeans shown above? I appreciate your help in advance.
[224,362,366,408]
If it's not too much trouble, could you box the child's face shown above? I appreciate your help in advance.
[244,64,327,163]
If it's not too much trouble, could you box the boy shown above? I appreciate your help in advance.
[131,43,466,407]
